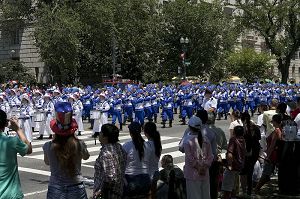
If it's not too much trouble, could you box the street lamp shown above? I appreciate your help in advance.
[180,37,189,80]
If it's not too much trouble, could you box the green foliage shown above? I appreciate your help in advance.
[235,0,300,83]
[0,60,35,83]
[34,2,82,83]
[226,48,272,82]
[3,0,240,84]
[161,0,239,79]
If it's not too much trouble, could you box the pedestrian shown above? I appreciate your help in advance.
[144,121,162,198]
[228,110,243,138]
[240,112,261,197]
[222,126,246,199]
[255,114,283,193]
[122,121,152,198]
[257,103,268,152]
[197,110,220,199]
[262,99,278,137]
[183,116,214,199]
[0,110,32,198]
[93,124,127,199]
[157,155,186,199]
[43,102,90,199]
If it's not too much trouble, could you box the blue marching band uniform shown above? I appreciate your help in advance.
[1,82,300,133]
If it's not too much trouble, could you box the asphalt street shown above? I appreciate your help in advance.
[20,114,284,199]
[16,114,231,199]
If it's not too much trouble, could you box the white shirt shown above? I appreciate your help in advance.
[229,119,243,131]
[122,141,151,175]
[202,97,217,111]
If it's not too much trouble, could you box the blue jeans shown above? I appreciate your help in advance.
[47,183,87,199]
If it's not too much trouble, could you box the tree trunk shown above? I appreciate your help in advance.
[277,58,289,84]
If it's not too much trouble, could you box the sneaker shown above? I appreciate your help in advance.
[48,135,53,139]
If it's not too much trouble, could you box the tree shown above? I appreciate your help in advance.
[234,0,300,84]
[34,2,82,83]
[226,48,273,82]
[0,60,35,83]
[161,0,239,80]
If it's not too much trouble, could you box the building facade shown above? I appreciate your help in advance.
[0,24,47,83]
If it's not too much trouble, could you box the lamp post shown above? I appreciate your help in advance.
[180,37,189,80]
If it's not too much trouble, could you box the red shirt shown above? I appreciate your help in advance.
[291,108,300,120]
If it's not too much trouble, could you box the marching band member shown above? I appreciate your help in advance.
[8,89,21,117]
[52,89,63,105]
[19,94,34,142]
[161,91,174,128]
[123,91,134,125]
[133,89,145,126]
[32,90,44,132]
[68,93,84,136]
[92,93,110,138]
[36,93,54,140]
[144,91,153,122]
[0,95,10,114]
[111,92,123,131]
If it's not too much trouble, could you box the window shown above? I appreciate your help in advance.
[10,29,20,45]
[292,65,295,74]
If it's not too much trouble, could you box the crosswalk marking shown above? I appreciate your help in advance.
[22,131,185,170]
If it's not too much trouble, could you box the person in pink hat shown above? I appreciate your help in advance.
[43,102,90,199]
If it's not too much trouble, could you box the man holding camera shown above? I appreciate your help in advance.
[0,110,32,198]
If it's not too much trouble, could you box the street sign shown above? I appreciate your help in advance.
[184,61,191,65]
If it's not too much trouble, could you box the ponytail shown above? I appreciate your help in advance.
[129,122,145,160]
[144,122,162,158]
[197,129,203,149]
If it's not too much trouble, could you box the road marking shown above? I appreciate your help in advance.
[24,189,48,197]
[19,167,50,176]
[82,137,179,163]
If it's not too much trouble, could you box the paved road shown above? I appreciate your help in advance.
[24,114,300,199]
[18,114,231,198]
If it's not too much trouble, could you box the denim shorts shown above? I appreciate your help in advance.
[47,182,88,199]
[124,174,151,196]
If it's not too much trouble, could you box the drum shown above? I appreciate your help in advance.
[90,110,100,119]
[34,112,45,122]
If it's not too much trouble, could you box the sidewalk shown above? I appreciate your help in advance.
[244,176,300,199]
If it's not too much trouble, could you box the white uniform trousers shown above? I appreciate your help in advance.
[39,114,53,136]
[74,114,84,132]
[93,112,108,133]
[19,118,32,142]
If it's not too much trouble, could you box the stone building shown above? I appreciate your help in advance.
[0,24,47,83]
